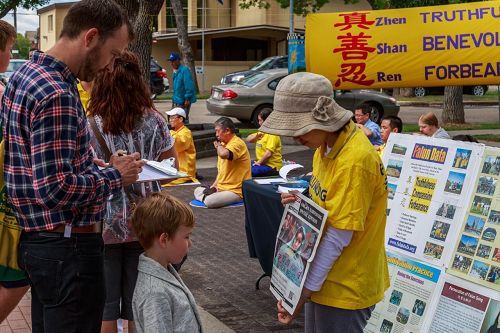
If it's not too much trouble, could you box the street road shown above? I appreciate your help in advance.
[155,100,500,126]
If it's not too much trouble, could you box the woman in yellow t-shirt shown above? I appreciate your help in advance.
[259,72,389,332]
[246,109,282,177]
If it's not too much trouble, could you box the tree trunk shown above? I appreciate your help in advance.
[116,0,163,85]
[114,0,139,23]
[442,86,465,124]
[171,0,200,94]
[391,87,414,97]
[130,0,164,83]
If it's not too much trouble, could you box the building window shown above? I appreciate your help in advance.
[165,0,188,29]
[48,15,53,32]
[210,37,268,61]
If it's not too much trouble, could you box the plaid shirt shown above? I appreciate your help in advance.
[1,52,122,231]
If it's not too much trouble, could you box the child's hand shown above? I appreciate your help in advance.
[277,300,294,324]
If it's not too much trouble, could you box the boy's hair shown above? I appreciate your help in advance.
[131,192,195,249]
[60,0,134,42]
[381,115,403,133]
[0,20,16,52]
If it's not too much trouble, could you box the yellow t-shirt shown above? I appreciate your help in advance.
[166,126,198,186]
[77,82,90,115]
[216,135,251,197]
[256,133,282,170]
[377,143,386,157]
[309,121,390,310]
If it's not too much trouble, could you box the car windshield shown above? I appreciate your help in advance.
[6,61,25,72]
[238,72,270,87]
[250,58,275,71]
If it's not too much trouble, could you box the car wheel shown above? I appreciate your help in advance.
[472,85,486,96]
[361,103,383,124]
[414,87,427,97]
[252,105,273,128]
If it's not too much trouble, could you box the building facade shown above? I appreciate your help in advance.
[37,0,370,91]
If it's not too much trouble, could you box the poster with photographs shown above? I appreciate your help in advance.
[364,251,442,333]
[270,193,327,314]
[448,147,500,291]
[426,274,500,333]
[382,134,485,266]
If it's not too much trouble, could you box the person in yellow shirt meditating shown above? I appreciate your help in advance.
[193,117,251,208]
[246,109,282,177]
[165,107,198,185]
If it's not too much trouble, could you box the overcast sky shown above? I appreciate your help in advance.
[3,0,72,34]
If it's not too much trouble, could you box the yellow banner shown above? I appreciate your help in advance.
[306,1,500,89]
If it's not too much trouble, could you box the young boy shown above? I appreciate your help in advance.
[131,192,202,333]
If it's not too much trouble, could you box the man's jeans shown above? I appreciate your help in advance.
[18,231,106,333]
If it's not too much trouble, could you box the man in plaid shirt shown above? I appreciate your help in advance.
[0,1,145,332]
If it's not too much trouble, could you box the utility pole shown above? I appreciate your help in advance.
[289,0,293,34]
[12,7,19,59]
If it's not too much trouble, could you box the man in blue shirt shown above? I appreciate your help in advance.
[168,52,197,123]
[354,105,384,146]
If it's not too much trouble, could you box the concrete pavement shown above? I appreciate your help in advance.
[3,99,500,333]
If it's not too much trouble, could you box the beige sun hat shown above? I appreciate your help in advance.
[259,72,353,137]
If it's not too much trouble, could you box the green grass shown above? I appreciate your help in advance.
[238,128,258,138]
[155,93,210,100]
[403,123,500,133]
[397,89,500,103]
[475,134,500,142]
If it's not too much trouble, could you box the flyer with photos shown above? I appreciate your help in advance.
[448,147,500,291]
[382,134,484,266]
[364,251,442,333]
[270,193,327,314]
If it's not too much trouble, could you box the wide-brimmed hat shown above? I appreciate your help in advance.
[259,72,353,137]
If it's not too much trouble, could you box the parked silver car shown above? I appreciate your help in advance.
[207,69,400,127]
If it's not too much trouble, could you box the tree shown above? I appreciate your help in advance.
[115,0,199,94]
[0,0,49,19]
[170,0,200,93]
[115,0,163,84]
[15,32,30,59]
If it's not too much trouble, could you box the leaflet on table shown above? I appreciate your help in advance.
[447,146,500,291]
[364,251,443,333]
[382,134,484,266]
[426,273,500,333]
[137,159,187,182]
[253,164,305,185]
[269,192,327,314]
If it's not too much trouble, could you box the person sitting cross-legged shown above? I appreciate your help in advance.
[193,117,251,208]
[246,109,282,177]
[164,107,198,186]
